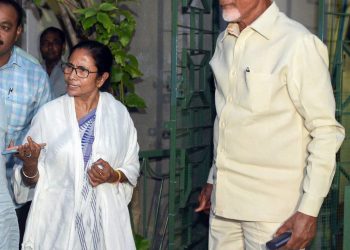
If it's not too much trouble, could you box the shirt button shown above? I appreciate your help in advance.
[221,121,225,127]
[227,96,233,102]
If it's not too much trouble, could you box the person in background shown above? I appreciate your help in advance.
[0,98,19,250]
[195,0,345,249]
[0,0,51,246]
[13,40,140,249]
[40,26,66,98]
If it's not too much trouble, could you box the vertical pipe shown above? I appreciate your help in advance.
[199,11,204,51]
[344,185,350,250]
[212,0,220,49]
[151,180,164,249]
[142,159,148,237]
[318,0,325,41]
[169,0,179,249]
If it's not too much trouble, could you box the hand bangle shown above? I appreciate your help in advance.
[21,168,38,179]
[114,169,121,183]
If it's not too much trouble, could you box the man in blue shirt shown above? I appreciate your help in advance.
[0,0,51,246]
[0,98,18,250]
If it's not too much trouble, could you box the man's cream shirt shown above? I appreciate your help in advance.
[208,2,345,222]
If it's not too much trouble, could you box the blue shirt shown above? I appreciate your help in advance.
[0,98,19,248]
[0,46,52,204]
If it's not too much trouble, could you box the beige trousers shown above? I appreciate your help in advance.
[209,213,287,250]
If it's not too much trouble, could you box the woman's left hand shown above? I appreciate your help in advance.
[88,158,117,187]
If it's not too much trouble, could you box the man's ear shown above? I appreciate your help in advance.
[62,42,66,55]
[15,25,22,41]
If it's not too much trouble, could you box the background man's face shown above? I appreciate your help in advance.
[219,0,259,22]
[40,32,64,63]
[0,3,22,59]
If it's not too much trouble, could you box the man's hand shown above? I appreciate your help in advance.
[195,183,213,213]
[275,211,317,249]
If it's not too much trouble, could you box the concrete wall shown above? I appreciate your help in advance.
[127,0,172,151]
[276,0,319,34]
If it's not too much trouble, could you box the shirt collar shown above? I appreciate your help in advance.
[250,1,279,40]
[3,46,20,68]
[42,59,62,70]
[222,22,240,41]
[221,1,279,41]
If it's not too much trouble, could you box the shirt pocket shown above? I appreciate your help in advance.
[239,71,280,113]
[6,92,35,123]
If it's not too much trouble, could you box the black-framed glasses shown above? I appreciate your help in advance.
[61,62,98,78]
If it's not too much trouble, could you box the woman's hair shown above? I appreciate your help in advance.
[69,40,114,92]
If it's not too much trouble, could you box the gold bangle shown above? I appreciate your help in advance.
[114,169,121,183]
[21,168,38,179]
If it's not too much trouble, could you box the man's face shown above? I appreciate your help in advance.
[40,32,64,63]
[219,0,258,22]
[0,3,22,61]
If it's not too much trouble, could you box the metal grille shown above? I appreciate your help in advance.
[168,0,218,249]
[309,1,350,249]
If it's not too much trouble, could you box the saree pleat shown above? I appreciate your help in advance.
[75,109,104,250]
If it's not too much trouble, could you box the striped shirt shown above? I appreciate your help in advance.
[0,46,52,203]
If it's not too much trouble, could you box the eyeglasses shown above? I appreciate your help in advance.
[61,62,98,78]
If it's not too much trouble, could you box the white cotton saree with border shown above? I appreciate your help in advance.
[13,92,140,250]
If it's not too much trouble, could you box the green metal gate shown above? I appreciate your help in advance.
[168,0,218,249]
[311,1,350,249]
[135,1,219,250]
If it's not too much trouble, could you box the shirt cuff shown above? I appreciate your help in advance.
[297,193,324,217]
[12,166,33,204]
[207,167,214,184]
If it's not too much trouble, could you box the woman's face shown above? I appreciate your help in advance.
[65,48,103,98]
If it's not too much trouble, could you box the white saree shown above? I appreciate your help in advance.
[13,92,140,250]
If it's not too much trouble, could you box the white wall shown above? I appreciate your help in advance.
[20,2,63,61]
[276,0,318,34]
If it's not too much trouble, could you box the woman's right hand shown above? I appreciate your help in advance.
[16,136,44,185]
[16,136,43,164]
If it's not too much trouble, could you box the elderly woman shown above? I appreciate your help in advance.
[0,99,19,249]
[12,40,140,250]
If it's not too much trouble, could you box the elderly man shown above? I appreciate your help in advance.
[0,0,51,245]
[196,0,345,249]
